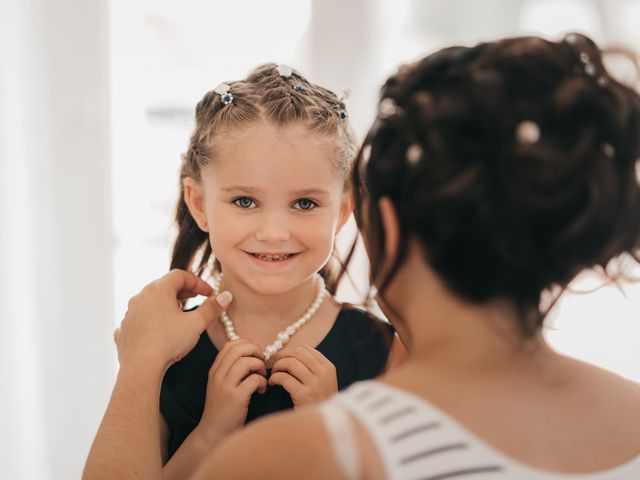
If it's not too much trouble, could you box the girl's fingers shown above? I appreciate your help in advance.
[302,345,332,365]
[239,373,268,396]
[271,356,313,384]
[268,371,303,395]
[275,346,324,375]
[226,356,267,386]
[212,341,263,379]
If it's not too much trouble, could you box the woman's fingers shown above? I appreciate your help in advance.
[161,269,213,299]
[187,291,232,331]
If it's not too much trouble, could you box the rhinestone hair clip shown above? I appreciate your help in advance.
[214,83,234,105]
[277,64,305,93]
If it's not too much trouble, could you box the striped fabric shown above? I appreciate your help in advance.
[321,381,640,480]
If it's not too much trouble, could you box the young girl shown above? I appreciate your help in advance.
[158,64,396,477]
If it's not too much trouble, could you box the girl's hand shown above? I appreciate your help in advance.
[197,339,268,440]
[114,269,232,372]
[268,345,338,407]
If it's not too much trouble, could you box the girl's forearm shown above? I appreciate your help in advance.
[162,425,226,480]
[83,362,165,480]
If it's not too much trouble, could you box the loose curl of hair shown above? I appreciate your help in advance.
[352,34,640,336]
[171,64,358,295]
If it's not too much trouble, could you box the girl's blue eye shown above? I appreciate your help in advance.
[294,198,318,211]
[233,197,257,209]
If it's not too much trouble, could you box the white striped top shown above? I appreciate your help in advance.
[319,380,640,480]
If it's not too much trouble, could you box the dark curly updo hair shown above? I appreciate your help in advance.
[352,34,640,336]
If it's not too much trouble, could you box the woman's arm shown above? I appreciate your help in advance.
[83,270,230,480]
[84,360,166,480]
[190,407,345,480]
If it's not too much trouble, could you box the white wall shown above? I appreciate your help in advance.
[0,0,114,478]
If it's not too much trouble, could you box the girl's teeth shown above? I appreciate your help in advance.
[254,253,291,261]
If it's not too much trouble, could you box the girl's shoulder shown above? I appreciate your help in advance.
[337,304,394,334]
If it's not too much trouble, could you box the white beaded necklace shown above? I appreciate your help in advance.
[211,272,326,363]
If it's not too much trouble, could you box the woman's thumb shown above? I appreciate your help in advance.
[194,290,232,327]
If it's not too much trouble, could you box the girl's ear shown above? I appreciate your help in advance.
[183,177,209,232]
[378,196,399,269]
[336,191,354,235]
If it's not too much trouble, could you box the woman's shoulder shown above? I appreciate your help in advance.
[561,353,640,420]
[191,404,343,480]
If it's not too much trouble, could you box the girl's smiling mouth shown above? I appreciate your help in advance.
[245,251,300,263]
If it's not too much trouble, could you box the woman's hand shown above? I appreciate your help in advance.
[268,345,338,407]
[114,269,232,372]
[197,339,268,441]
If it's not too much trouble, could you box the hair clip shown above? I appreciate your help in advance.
[406,144,423,165]
[565,33,580,45]
[293,83,304,92]
[214,83,234,105]
[516,120,540,144]
[378,98,399,119]
[276,64,293,77]
[338,109,348,120]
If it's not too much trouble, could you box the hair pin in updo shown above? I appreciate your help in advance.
[406,144,423,166]
[564,33,600,78]
[516,120,540,144]
[378,98,400,119]
[214,83,234,105]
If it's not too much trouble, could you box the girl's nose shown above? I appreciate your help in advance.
[255,214,291,243]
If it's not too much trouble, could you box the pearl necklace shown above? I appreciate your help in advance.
[211,273,326,362]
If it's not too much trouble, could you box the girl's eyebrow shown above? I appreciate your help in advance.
[221,186,330,196]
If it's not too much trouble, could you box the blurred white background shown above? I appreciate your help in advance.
[1,0,639,478]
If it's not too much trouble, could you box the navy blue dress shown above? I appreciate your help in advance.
[160,307,394,459]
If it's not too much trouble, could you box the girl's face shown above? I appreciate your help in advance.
[186,121,351,295]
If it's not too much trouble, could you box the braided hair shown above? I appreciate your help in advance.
[171,64,357,295]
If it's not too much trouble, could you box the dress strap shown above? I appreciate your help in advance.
[319,400,361,480]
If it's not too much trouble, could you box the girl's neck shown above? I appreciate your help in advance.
[215,272,322,336]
